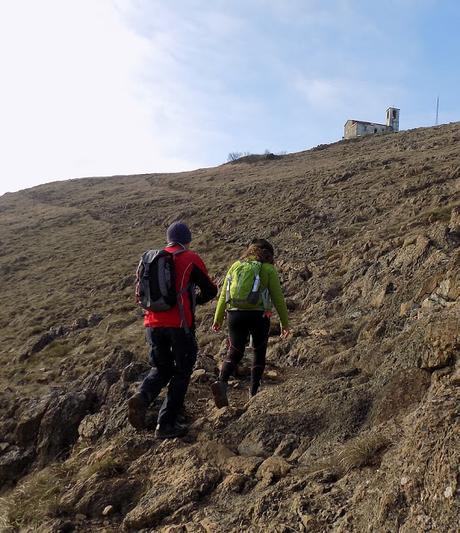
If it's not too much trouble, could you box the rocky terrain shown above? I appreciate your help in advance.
[0,122,459,532]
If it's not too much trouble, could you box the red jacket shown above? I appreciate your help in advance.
[143,244,217,328]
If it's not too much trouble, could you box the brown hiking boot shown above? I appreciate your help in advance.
[128,392,148,430]
[211,381,229,408]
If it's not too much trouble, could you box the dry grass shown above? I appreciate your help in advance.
[335,431,391,473]
[0,443,129,530]
[0,463,74,530]
[77,453,126,481]
[302,430,392,481]
[40,339,72,359]
[422,204,455,224]
[76,435,132,482]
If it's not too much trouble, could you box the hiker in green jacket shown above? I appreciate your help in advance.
[211,238,290,407]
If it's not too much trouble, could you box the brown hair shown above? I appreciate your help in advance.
[241,243,274,264]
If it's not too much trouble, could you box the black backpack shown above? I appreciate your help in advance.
[135,249,185,311]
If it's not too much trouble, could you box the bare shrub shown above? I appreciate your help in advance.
[336,431,391,473]
[227,152,243,162]
[227,151,251,162]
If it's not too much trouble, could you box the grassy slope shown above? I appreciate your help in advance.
[2,123,459,391]
[1,123,460,531]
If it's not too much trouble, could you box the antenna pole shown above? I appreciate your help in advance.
[435,96,439,125]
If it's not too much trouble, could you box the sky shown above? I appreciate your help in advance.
[1,0,459,196]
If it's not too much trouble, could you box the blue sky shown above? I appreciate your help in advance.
[1,0,459,195]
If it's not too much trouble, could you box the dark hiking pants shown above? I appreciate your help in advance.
[140,327,197,427]
[219,310,270,395]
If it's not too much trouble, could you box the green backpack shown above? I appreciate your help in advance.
[225,260,262,307]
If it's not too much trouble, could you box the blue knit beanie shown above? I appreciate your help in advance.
[166,221,192,245]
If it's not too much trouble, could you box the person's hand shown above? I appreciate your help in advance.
[212,323,221,333]
[280,327,291,339]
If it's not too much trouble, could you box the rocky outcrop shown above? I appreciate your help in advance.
[0,446,34,487]
[336,382,460,533]
[36,390,96,466]
[0,360,122,486]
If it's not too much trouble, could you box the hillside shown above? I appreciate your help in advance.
[0,123,459,532]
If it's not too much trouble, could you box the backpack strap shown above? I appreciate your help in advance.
[170,247,191,334]
[245,261,262,305]
[248,261,262,301]
[225,274,232,304]
[135,256,145,305]
[176,285,191,335]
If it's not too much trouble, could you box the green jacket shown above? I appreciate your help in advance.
[214,260,289,328]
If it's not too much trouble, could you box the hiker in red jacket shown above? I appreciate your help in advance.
[128,221,217,438]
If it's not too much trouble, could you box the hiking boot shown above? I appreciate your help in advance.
[128,392,148,430]
[176,408,188,425]
[211,380,229,408]
[155,422,188,439]
[249,383,260,399]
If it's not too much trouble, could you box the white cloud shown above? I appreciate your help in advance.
[0,0,439,195]
[295,78,346,110]
[293,73,406,130]
[0,0,202,195]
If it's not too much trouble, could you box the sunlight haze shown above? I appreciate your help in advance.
[1,0,459,195]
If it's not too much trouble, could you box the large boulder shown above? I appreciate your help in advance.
[0,446,34,488]
[36,390,96,466]
[256,456,291,483]
[419,307,460,370]
[15,395,55,447]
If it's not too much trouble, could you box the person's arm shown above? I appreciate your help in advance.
[189,256,217,305]
[213,274,228,327]
[213,262,237,327]
[268,266,289,330]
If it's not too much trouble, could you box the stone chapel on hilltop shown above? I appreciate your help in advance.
[344,107,400,140]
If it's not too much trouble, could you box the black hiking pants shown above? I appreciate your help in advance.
[219,310,270,395]
[140,327,197,427]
